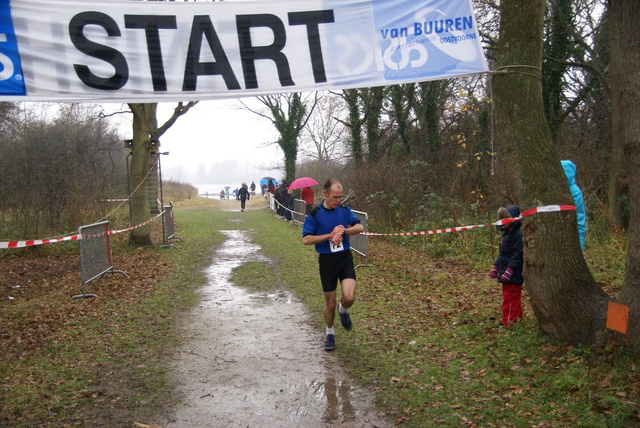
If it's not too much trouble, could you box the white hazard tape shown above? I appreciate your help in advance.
[362,205,576,236]
[274,199,305,217]
[0,211,164,249]
[97,198,129,202]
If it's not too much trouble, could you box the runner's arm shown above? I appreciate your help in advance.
[302,232,333,246]
[344,223,363,235]
[302,225,346,246]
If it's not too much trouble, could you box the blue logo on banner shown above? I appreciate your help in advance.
[0,0,25,96]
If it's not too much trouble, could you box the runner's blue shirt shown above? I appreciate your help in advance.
[302,204,361,254]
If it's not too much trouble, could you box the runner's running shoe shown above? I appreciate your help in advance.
[325,334,335,351]
[340,311,353,331]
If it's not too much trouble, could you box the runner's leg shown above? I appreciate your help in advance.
[324,290,337,328]
[340,278,356,309]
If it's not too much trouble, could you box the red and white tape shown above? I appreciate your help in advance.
[0,211,164,249]
[362,205,576,237]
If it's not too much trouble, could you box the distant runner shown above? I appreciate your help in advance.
[302,179,363,351]
[238,183,249,211]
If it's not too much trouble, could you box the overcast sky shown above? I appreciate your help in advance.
[114,99,283,192]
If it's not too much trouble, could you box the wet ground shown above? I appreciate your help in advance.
[164,223,389,427]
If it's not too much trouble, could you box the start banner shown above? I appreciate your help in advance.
[0,0,488,102]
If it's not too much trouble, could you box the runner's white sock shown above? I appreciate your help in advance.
[338,303,348,314]
[326,327,335,335]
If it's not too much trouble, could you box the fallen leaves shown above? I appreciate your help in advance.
[0,245,169,426]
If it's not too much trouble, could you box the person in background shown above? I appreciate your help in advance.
[490,205,524,327]
[561,160,586,251]
[268,180,275,195]
[219,189,225,200]
[238,182,250,211]
[302,179,363,351]
[275,182,287,218]
[250,181,256,199]
[301,186,315,215]
[284,187,294,221]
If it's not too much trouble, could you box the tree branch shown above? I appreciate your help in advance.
[156,101,198,138]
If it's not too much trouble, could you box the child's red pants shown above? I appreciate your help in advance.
[502,284,523,325]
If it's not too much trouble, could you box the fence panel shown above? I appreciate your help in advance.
[73,221,129,299]
[350,210,373,269]
[162,203,184,248]
[292,199,306,224]
[268,192,275,211]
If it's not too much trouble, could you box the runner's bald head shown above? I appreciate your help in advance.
[323,179,342,192]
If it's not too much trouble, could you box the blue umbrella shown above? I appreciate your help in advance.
[259,178,278,186]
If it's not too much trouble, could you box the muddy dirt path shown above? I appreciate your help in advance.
[163,220,389,427]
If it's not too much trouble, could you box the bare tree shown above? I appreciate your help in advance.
[127,102,197,247]
[240,93,318,182]
[300,93,349,163]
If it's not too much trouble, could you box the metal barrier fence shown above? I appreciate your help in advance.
[162,203,183,249]
[268,192,275,211]
[73,221,129,299]
[351,210,373,269]
[292,199,306,224]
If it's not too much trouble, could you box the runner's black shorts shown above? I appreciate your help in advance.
[318,250,356,293]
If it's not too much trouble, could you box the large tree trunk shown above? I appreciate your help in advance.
[364,87,384,162]
[128,103,157,247]
[492,0,609,344]
[343,89,363,169]
[610,0,640,351]
[281,134,298,183]
[125,101,197,247]
[608,2,631,231]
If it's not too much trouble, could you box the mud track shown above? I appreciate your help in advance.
[163,221,389,427]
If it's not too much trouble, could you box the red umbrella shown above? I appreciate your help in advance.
[288,177,318,190]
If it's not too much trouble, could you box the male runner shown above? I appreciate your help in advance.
[302,179,363,351]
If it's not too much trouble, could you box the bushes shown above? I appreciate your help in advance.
[344,156,626,274]
[162,179,198,202]
[0,104,128,240]
[347,157,499,265]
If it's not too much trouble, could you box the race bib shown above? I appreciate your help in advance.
[329,239,344,253]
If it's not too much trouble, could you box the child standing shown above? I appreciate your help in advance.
[490,205,524,326]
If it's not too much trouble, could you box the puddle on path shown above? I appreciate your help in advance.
[166,229,388,428]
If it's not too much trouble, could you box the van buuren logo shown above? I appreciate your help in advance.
[0,0,25,96]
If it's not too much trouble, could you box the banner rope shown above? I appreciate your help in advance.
[0,210,165,249]
[94,156,160,224]
[491,65,542,81]
[27,157,163,243]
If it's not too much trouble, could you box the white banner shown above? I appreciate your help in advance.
[0,0,488,102]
